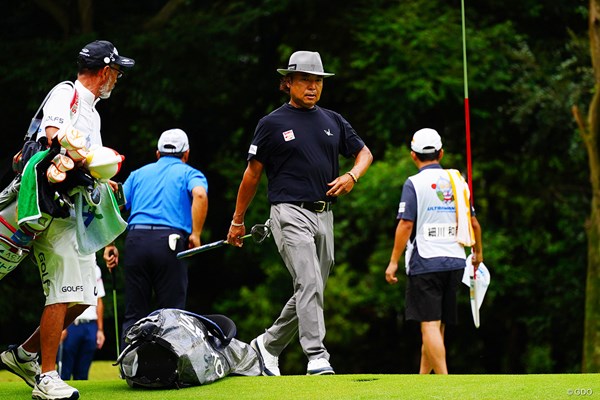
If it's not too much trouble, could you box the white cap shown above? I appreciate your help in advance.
[158,129,189,154]
[411,128,442,154]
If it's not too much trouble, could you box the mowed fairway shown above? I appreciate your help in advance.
[1,361,598,399]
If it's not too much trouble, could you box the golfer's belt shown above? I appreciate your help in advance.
[286,201,332,213]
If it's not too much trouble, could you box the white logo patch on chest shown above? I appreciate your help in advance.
[282,130,295,141]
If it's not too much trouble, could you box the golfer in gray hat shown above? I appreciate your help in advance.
[227,50,373,376]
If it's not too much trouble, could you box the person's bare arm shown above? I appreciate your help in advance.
[227,159,264,247]
[188,186,208,249]
[45,126,59,146]
[326,145,373,197]
[470,216,483,270]
[96,297,105,349]
[385,219,414,284]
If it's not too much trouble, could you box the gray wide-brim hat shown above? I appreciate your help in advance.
[277,51,334,77]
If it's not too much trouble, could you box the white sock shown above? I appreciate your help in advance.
[17,346,37,361]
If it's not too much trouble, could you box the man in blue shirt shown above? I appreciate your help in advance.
[227,51,372,376]
[104,129,208,339]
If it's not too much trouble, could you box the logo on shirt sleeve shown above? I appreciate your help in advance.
[282,129,295,142]
[398,201,406,214]
[248,144,257,155]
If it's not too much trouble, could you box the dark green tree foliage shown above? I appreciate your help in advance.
[0,0,591,373]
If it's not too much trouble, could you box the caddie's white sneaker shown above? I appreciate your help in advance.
[32,371,79,400]
[307,358,335,375]
[250,333,281,376]
[0,344,40,387]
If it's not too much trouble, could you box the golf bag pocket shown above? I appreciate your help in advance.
[0,200,32,281]
[0,235,31,281]
[117,308,263,389]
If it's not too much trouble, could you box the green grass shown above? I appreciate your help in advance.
[1,361,598,399]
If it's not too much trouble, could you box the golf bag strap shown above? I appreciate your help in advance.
[200,313,237,345]
[147,309,237,345]
[175,310,236,346]
[25,81,75,141]
[181,310,237,346]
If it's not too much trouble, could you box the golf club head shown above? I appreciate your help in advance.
[250,219,272,244]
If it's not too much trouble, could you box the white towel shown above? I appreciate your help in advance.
[447,169,475,247]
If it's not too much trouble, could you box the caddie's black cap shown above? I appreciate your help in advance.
[77,40,135,69]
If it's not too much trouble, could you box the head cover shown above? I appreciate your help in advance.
[78,40,135,69]
[158,129,189,154]
[85,146,125,181]
[411,128,442,154]
[277,51,334,77]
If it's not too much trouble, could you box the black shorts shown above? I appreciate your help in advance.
[405,269,463,324]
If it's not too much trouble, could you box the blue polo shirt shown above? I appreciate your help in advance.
[248,103,365,203]
[123,156,208,234]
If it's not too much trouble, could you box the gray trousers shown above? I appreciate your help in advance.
[264,203,335,361]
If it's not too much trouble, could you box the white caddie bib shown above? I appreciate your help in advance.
[408,169,466,260]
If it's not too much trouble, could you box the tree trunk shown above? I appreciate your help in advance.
[574,0,600,373]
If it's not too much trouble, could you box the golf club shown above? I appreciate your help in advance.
[109,268,120,358]
[176,219,271,259]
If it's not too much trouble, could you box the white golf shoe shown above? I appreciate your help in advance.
[251,333,281,376]
[307,358,335,375]
[32,371,79,400]
[0,345,40,388]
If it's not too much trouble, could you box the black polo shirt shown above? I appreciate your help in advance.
[247,103,365,203]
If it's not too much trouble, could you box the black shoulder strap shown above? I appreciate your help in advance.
[25,81,75,141]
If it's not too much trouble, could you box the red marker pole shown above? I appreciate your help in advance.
[461,0,473,202]
[462,0,479,328]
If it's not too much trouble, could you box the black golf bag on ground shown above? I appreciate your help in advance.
[116,308,263,388]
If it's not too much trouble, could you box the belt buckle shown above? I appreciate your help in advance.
[314,201,327,213]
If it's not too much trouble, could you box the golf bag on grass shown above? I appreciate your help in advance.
[116,308,263,389]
